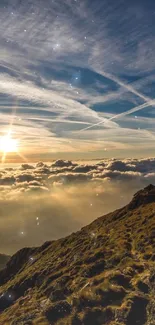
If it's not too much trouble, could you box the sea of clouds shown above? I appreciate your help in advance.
[1,158,155,254]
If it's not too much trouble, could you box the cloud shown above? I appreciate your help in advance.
[2,2,155,254]
[0,0,155,159]
[0,158,155,255]
[20,164,35,170]
[51,160,76,168]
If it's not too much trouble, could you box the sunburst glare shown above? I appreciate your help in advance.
[0,133,18,153]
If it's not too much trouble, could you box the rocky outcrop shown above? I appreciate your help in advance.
[128,184,155,209]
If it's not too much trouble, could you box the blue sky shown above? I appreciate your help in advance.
[1,0,155,161]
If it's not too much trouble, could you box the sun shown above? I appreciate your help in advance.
[0,134,18,153]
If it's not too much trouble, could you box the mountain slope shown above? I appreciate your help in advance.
[0,254,10,271]
[0,185,155,325]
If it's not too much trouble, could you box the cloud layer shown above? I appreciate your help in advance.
[0,158,155,255]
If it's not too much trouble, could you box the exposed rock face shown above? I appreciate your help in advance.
[128,184,155,209]
[0,185,155,324]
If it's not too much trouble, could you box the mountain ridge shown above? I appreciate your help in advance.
[0,254,10,271]
[0,185,155,324]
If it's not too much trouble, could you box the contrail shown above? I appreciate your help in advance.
[79,100,155,132]
[110,100,155,120]
[101,71,150,103]
[0,64,21,77]
[78,69,154,133]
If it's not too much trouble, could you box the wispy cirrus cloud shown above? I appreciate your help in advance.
[0,0,155,159]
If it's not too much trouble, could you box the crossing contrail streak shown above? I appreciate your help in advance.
[101,71,150,103]
[79,100,155,132]
[78,69,154,133]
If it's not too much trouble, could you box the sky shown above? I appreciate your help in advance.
[1,1,155,255]
[1,0,155,162]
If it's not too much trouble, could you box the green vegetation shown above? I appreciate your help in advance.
[0,185,155,324]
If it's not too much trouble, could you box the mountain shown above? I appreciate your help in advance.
[0,185,155,325]
[0,254,10,271]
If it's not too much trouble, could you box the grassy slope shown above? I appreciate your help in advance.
[0,185,155,324]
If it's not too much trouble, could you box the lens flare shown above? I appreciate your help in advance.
[0,134,18,153]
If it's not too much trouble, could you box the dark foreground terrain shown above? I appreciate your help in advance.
[0,185,155,324]
[0,254,10,271]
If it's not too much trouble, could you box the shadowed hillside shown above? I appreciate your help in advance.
[0,185,155,324]
[0,254,10,271]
